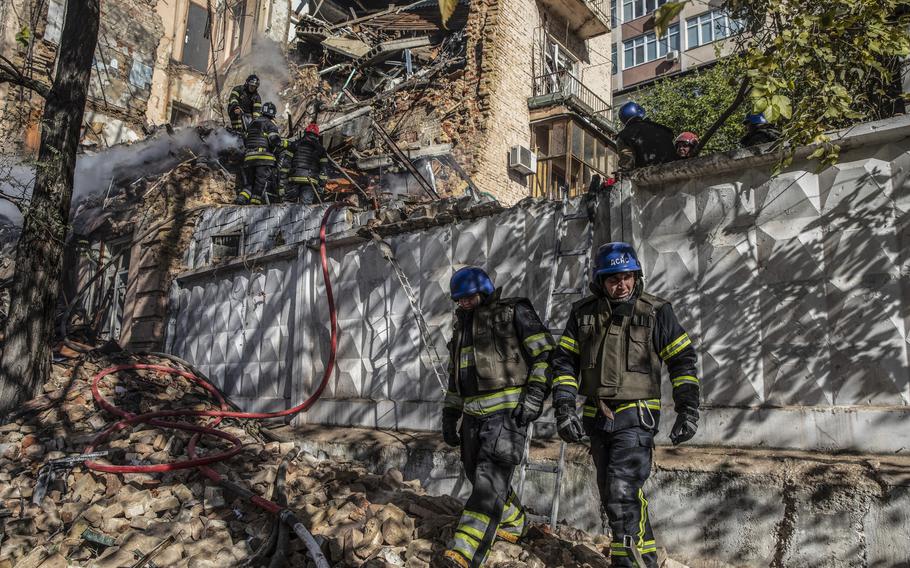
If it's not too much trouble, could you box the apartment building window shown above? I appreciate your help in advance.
[621,0,668,23]
[612,44,617,75]
[623,24,680,69]
[686,10,742,49]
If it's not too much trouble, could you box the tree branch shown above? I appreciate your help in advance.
[0,54,50,98]
[692,76,751,157]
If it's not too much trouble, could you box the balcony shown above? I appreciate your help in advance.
[529,71,616,135]
[539,0,610,39]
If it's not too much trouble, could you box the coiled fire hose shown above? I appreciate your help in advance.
[80,204,346,567]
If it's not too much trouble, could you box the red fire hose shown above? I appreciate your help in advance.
[81,204,345,567]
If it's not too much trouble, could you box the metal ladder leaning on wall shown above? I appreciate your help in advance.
[515,188,596,527]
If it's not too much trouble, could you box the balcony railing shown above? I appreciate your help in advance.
[531,71,614,127]
[586,0,610,26]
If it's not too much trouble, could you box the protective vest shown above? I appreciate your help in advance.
[451,292,528,393]
[244,117,280,163]
[618,119,676,168]
[574,292,666,400]
[289,134,327,181]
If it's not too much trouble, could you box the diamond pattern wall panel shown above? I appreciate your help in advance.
[631,148,910,412]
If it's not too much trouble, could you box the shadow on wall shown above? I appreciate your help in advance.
[633,144,910,445]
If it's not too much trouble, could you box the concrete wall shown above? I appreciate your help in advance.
[282,424,910,568]
[615,115,910,454]
[166,116,910,456]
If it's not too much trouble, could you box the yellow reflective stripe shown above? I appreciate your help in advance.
[253,102,262,107]
[528,362,548,385]
[671,375,699,387]
[582,404,596,417]
[462,387,523,416]
[660,333,691,360]
[244,154,276,161]
[455,525,484,542]
[638,488,649,546]
[552,375,578,390]
[558,336,579,354]
[459,346,475,369]
[501,503,521,524]
[463,509,491,525]
[523,332,554,356]
[615,399,661,413]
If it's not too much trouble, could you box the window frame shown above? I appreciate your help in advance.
[685,10,742,49]
[621,23,680,69]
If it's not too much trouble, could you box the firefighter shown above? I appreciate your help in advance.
[740,112,781,148]
[674,131,699,159]
[442,267,555,568]
[286,123,328,205]
[227,74,262,132]
[549,242,700,567]
[616,102,676,171]
[236,102,286,205]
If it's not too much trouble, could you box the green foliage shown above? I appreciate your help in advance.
[15,26,31,50]
[665,0,910,167]
[630,58,746,154]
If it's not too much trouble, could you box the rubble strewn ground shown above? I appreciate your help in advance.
[0,350,689,568]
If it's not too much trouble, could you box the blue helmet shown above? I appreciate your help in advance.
[593,242,642,279]
[450,267,495,300]
[743,112,768,126]
[619,102,646,125]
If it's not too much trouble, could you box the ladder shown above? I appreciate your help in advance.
[515,188,597,527]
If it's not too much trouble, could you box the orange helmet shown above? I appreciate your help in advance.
[305,123,320,136]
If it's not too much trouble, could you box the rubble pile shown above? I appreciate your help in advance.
[0,351,642,568]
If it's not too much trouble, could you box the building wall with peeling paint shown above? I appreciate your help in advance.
[166,116,910,455]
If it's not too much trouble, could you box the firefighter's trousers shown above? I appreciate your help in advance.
[445,411,528,568]
[585,403,659,568]
[241,162,275,204]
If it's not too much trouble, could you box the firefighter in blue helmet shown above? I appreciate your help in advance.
[236,101,287,205]
[442,267,555,568]
[549,243,700,567]
[616,102,676,171]
[740,112,781,147]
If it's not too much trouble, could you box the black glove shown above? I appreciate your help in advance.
[554,399,584,443]
[669,408,698,445]
[442,408,461,447]
[511,384,546,428]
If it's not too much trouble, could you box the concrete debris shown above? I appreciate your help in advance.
[0,350,691,567]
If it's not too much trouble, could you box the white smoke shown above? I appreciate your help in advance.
[72,125,242,208]
[222,35,291,119]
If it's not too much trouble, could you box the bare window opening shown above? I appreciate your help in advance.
[169,102,198,128]
[212,233,242,262]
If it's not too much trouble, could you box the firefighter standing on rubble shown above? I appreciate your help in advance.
[237,101,287,205]
[441,267,555,568]
[549,242,700,568]
[285,123,329,204]
[616,102,676,171]
[227,74,262,132]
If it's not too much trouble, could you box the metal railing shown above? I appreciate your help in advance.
[531,71,613,123]
[585,0,610,25]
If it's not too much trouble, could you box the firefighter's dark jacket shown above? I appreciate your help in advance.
[228,85,262,118]
[444,289,555,413]
[286,133,328,183]
[244,117,285,163]
[550,282,699,412]
[617,118,677,170]
[740,126,782,148]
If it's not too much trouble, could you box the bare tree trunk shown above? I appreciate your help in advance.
[0,0,100,414]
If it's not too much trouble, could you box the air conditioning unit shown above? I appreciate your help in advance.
[508,145,537,176]
[665,49,680,62]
